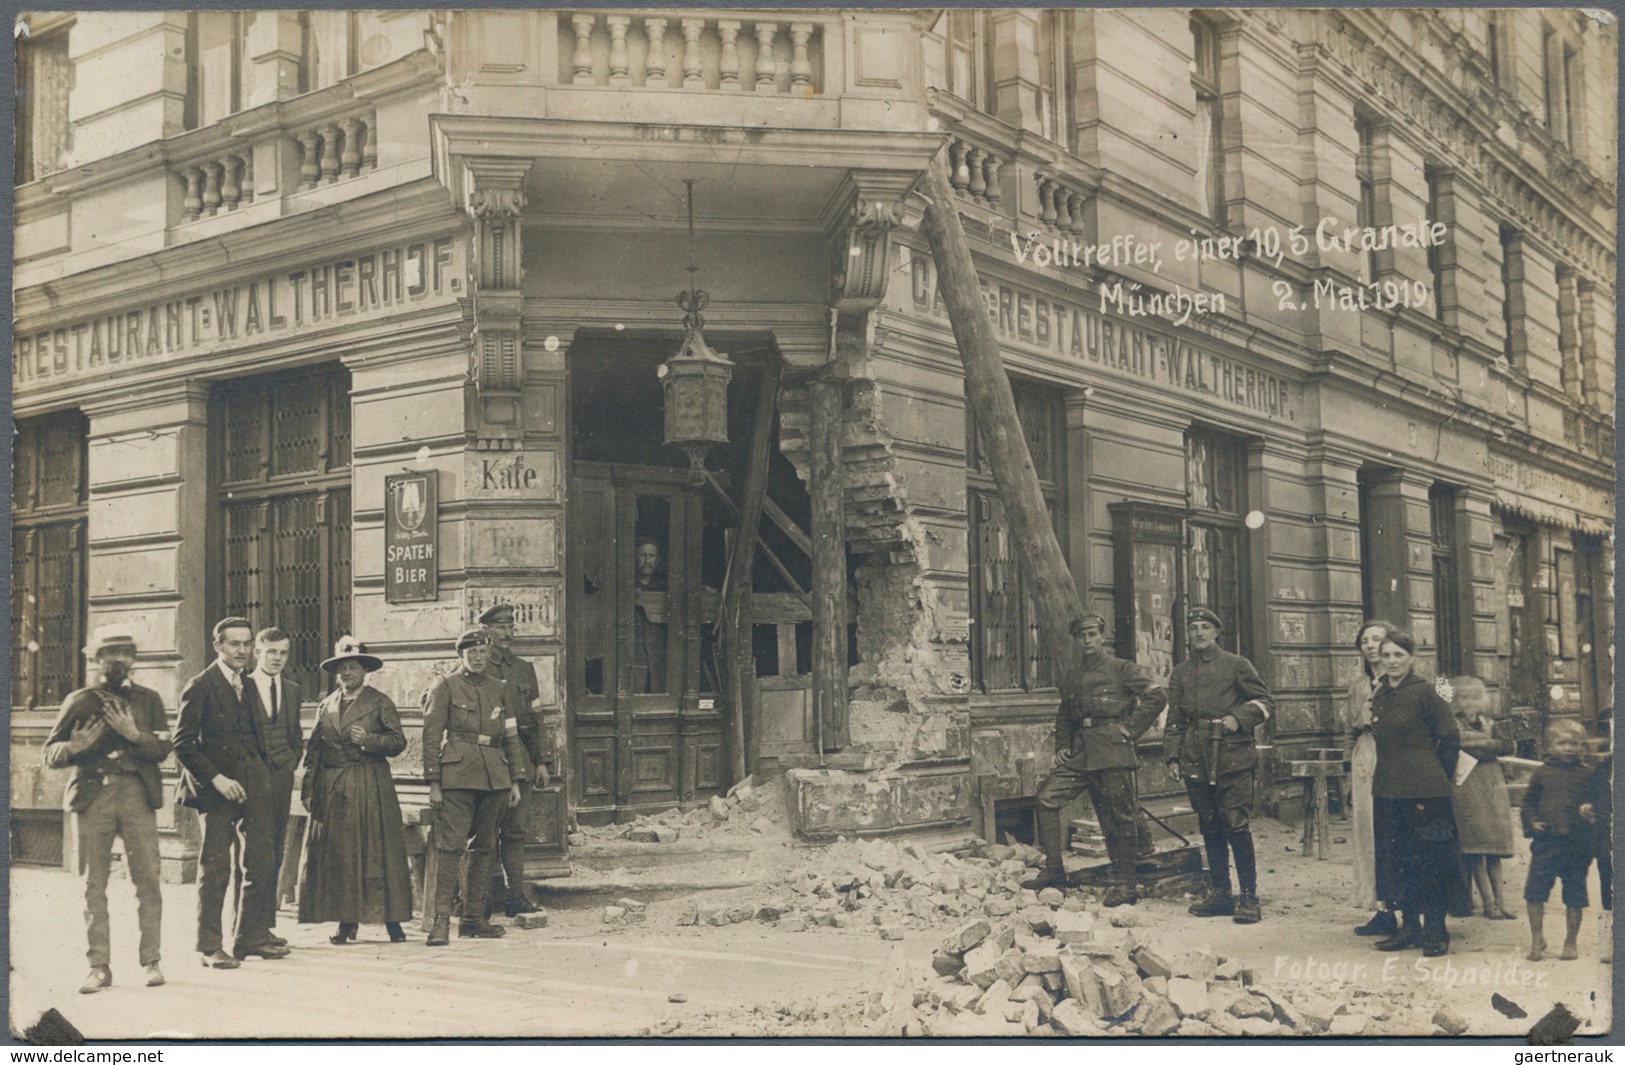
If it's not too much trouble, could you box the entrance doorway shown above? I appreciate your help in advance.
[565,333,811,823]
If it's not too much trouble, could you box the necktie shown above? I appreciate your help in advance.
[270,679,279,725]
[231,669,243,700]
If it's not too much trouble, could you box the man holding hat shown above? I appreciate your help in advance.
[479,603,550,918]
[45,628,173,994]
[1164,607,1275,924]
[421,628,529,946]
[1021,613,1167,906]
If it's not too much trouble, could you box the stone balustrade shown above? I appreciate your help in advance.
[173,107,378,224]
[946,136,1007,211]
[562,11,824,93]
[1033,173,1087,236]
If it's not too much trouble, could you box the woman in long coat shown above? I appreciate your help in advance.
[1344,618,1396,936]
[298,637,414,943]
[1369,629,1465,957]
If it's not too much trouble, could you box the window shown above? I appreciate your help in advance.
[212,365,352,699]
[185,11,252,129]
[12,412,88,711]
[1556,265,1581,396]
[1185,427,1248,655]
[1425,168,1452,322]
[1539,25,1581,150]
[1354,116,1381,282]
[944,10,994,112]
[1486,15,1502,87]
[15,25,71,184]
[1429,484,1463,677]
[967,381,1064,694]
[301,11,361,93]
[1562,43,1583,154]
[1497,520,1538,709]
[1499,225,1527,369]
[1036,10,1072,148]
[1190,18,1227,228]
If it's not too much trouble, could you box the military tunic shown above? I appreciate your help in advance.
[1164,643,1275,840]
[422,668,528,878]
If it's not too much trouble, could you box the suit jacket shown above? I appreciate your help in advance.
[244,674,305,772]
[44,681,172,813]
[174,661,265,811]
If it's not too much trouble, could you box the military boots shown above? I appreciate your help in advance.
[1188,887,1236,917]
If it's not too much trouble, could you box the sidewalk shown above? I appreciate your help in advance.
[8,865,926,1041]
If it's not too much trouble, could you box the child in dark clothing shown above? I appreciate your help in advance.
[1579,752,1612,963]
[1523,720,1592,961]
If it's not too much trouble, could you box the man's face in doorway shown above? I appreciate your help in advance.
[636,542,661,585]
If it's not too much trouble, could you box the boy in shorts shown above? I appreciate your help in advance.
[1522,720,1593,961]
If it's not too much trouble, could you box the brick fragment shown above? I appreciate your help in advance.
[974,979,1012,1016]
[1021,945,1063,974]
[1050,999,1102,1036]
[1037,887,1065,908]
[1134,995,1181,1037]
[1229,993,1274,1020]
[1238,1017,1278,1037]
[994,947,1025,986]
[1328,1014,1367,1037]
[1432,1007,1468,1036]
[514,912,550,929]
[1131,946,1172,980]
[878,925,904,941]
[602,906,627,922]
[615,897,647,912]
[1214,957,1244,981]
[1182,947,1218,982]
[961,942,1002,989]
[940,918,991,957]
[1165,977,1211,1019]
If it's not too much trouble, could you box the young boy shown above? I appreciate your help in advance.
[1522,720,1593,961]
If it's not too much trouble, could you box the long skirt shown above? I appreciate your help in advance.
[298,760,414,924]
[1350,731,1380,909]
[1452,762,1514,857]
[1374,794,1470,917]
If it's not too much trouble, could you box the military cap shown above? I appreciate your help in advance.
[1186,607,1223,630]
[455,628,489,652]
[84,627,138,658]
[1069,613,1109,635]
[478,603,516,625]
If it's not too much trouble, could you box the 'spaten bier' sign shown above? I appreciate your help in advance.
[13,237,462,387]
[896,245,1297,422]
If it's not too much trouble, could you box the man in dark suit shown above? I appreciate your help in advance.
[243,626,303,948]
[174,616,288,967]
[45,628,173,994]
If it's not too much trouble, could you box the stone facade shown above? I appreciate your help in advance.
[11,9,1614,860]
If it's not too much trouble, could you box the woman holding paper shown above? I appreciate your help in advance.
[1368,629,1465,957]
[1344,618,1396,935]
[1448,676,1516,920]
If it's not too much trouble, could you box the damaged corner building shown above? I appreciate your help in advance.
[9,7,1613,887]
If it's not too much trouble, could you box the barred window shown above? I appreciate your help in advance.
[212,365,352,698]
[12,411,88,711]
[967,382,1064,694]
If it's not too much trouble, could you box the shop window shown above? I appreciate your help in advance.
[1185,426,1248,655]
[1190,17,1228,229]
[1497,521,1539,709]
[15,25,72,185]
[967,382,1064,694]
[1430,484,1463,676]
[212,365,352,699]
[12,411,88,711]
[1499,225,1527,370]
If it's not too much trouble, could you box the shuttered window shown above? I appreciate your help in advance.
[212,365,352,698]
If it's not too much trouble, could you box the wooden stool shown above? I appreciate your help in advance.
[1287,756,1348,861]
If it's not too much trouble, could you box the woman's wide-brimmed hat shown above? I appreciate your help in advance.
[320,635,383,674]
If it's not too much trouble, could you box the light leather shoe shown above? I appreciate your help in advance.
[199,950,241,969]
[79,966,112,994]
[143,963,165,987]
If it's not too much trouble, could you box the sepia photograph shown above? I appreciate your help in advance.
[7,4,1617,1043]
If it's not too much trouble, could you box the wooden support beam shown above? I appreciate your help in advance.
[811,359,851,752]
[703,470,812,607]
[705,471,812,559]
[721,361,782,785]
[919,152,1085,697]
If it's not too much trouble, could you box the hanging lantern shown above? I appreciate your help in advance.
[661,180,733,469]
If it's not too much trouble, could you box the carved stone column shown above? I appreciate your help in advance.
[465,158,533,450]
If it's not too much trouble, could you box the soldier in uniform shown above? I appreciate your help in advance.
[478,603,550,918]
[1021,613,1167,906]
[421,629,529,946]
[45,628,173,994]
[1164,607,1275,924]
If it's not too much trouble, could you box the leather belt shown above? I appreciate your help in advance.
[449,730,497,747]
[1076,717,1117,729]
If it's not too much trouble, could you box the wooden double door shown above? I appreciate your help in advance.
[567,463,726,822]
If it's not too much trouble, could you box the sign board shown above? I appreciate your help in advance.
[385,472,438,603]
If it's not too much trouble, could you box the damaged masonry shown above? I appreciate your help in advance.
[9,4,1613,1041]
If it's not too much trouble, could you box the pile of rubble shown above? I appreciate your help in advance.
[572,775,791,847]
[853,895,1469,1038]
[672,836,1051,935]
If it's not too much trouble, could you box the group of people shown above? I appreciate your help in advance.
[46,605,549,996]
[1342,618,1612,962]
[1023,607,1277,927]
